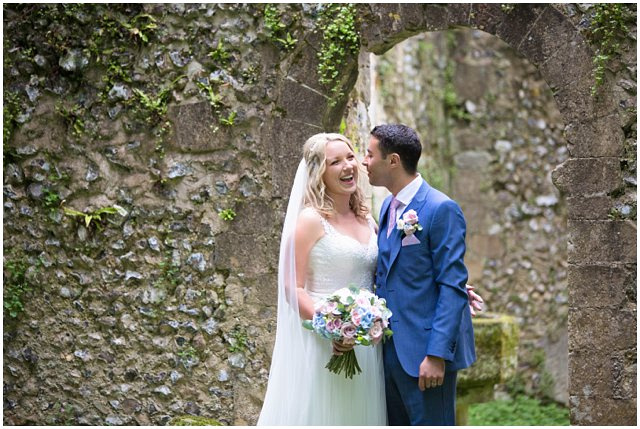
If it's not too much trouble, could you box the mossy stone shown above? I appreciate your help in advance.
[170,415,223,426]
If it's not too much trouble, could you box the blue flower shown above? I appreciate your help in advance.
[360,310,374,329]
[312,314,327,333]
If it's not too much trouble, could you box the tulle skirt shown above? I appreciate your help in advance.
[258,328,387,426]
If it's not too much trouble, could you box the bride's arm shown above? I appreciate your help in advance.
[293,209,324,320]
[367,213,379,235]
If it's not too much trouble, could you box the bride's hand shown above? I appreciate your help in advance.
[466,284,484,317]
[332,340,354,356]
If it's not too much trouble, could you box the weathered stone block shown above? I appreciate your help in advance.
[286,35,324,91]
[493,4,548,50]
[566,195,614,220]
[398,3,429,31]
[264,117,323,198]
[444,3,471,28]
[568,263,636,309]
[214,233,276,276]
[168,102,221,153]
[570,396,637,426]
[359,4,428,54]
[569,348,630,399]
[567,220,636,264]
[469,3,504,35]
[516,7,573,63]
[228,200,277,236]
[564,115,625,158]
[457,202,494,232]
[277,78,328,125]
[468,234,505,259]
[568,307,636,353]
[453,63,491,101]
[552,74,617,124]
[518,8,592,88]
[453,170,491,202]
[456,130,494,151]
[552,158,622,196]
[458,313,519,392]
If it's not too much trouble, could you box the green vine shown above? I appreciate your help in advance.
[119,13,157,44]
[3,91,22,148]
[316,4,360,106]
[263,4,298,51]
[3,257,33,319]
[443,59,472,122]
[587,4,635,96]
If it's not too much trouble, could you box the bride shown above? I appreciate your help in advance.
[257,133,481,425]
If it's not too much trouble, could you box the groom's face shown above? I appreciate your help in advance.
[363,136,390,187]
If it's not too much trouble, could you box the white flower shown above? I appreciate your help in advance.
[397,210,423,236]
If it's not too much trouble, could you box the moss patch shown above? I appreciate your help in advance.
[170,415,224,426]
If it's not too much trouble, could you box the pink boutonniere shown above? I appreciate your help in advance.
[396,209,423,236]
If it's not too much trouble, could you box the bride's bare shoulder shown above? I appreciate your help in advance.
[299,206,322,220]
[296,207,324,244]
[297,207,324,229]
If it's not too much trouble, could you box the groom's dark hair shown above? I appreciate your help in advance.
[370,124,422,174]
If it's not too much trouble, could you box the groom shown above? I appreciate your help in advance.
[363,124,476,425]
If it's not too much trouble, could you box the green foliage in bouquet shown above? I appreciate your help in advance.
[303,285,393,379]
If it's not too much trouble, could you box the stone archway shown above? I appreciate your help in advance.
[275,3,635,425]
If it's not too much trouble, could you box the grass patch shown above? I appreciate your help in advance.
[469,395,569,426]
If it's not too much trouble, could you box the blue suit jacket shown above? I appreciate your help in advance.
[376,180,476,377]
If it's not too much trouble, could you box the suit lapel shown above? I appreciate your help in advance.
[386,180,431,273]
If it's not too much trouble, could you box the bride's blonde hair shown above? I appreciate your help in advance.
[302,133,369,219]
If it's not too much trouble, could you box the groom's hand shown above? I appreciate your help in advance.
[418,355,445,391]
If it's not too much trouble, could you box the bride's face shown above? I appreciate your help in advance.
[322,140,359,197]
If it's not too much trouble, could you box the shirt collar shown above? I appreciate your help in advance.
[395,173,423,207]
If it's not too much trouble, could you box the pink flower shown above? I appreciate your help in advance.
[322,301,338,314]
[402,210,419,225]
[355,296,369,307]
[350,309,362,326]
[370,322,384,345]
[326,318,343,333]
[340,322,357,341]
[372,305,382,318]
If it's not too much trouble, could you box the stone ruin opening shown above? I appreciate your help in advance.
[361,27,570,405]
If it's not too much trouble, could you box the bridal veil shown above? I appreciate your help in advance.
[257,160,313,425]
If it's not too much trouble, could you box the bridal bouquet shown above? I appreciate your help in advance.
[303,286,393,379]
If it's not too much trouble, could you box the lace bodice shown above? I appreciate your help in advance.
[306,217,378,303]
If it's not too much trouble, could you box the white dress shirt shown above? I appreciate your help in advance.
[392,173,423,222]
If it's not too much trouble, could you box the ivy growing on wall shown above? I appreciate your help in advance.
[315,3,360,106]
[3,256,33,319]
[263,4,298,51]
[586,3,635,96]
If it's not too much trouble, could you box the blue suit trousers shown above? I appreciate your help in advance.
[384,337,457,426]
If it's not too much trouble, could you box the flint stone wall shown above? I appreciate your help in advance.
[3,3,636,426]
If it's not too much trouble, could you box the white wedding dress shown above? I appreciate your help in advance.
[258,215,387,425]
